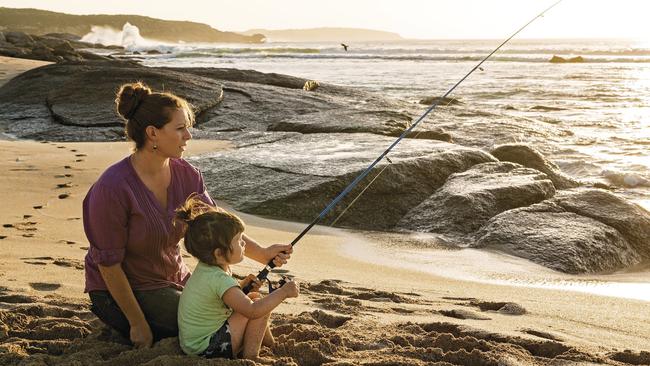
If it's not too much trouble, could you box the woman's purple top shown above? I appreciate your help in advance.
[83,156,215,292]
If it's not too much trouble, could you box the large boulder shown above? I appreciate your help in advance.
[4,31,35,48]
[194,134,495,230]
[0,61,223,140]
[474,189,650,273]
[396,162,555,235]
[491,144,580,189]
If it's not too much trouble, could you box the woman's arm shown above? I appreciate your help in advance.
[98,263,153,348]
[222,280,299,319]
[242,234,292,266]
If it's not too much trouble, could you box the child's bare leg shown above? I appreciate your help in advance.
[227,313,248,358]
[262,325,274,347]
[242,312,271,359]
[247,293,274,347]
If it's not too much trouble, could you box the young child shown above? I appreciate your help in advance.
[176,196,299,360]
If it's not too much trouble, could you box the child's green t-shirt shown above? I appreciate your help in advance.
[178,262,239,355]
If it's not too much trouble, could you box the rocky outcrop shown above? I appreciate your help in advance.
[0,61,222,140]
[194,134,495,230]
[396,162,555,235]
[419,96,463,106]
[0,31,117,62]
[491,144,580,189]
[549,55,585,63]
[474,189,650,273]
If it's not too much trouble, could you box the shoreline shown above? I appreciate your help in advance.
[1,56,649,364]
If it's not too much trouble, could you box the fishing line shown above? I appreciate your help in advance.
[244,0,563,293]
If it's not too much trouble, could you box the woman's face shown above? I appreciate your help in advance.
[153,108,192,158]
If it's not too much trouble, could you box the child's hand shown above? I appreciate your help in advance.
[239,274,262,292]
[280,279,299,298]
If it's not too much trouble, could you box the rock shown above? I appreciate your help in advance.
[268,109,452,142]
[42,33,82,41]
[397,162,555,235]
[303,80,320,91]
[0,61,223,140]
[4,31,35,48]
[419,96,462,106]
[550,55,585,63]
[170,67,309,89]
[550,189,650,260]
[146,49,162,55]
[195,134,495,230]
[30,44,56,61]
[474,189,649,273]
[491,144,580,189]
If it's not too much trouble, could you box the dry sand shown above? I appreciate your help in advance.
[1,57,649,365]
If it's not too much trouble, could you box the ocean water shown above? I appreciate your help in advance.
[94,35,650,299]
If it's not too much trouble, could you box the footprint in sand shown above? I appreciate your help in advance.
[469,300,527,316]
[75,154,87,157]
[79,246,89,250]
[24,261,47,265]
[0,235,7,240]
[64,165,72,169]
[57,146,66,149]
[3,223,13,228]
[53,258,84,270]
[23,214,32,219]
[58,193,70,199]
[74,159,84,162]
[70,149,77,152]
[58,240,76,245]
[56,182,74,188]
[22,233,35,238]
[33,205,44,209]
[29,282,61,291]
[67,217,81,221]
[439,309,491,320]
[521,328,564,342]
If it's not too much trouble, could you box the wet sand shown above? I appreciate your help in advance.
[1,57,649,365]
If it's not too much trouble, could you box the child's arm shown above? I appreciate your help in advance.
[222,280,299,319]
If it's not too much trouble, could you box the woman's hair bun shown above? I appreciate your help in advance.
[116,82,153,120]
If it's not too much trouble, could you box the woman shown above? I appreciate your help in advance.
[83,82,291,348]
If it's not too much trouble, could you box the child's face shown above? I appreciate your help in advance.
[228,232,245,264]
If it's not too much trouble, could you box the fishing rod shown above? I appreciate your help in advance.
[243,0,563,294]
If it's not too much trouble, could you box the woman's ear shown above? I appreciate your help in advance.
[145,125,157,140]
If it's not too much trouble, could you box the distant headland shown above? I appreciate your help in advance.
[0,7,264,43]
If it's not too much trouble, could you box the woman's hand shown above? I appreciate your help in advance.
[239,274,262,292]
[130,321,153,348]
[264,244,293,267]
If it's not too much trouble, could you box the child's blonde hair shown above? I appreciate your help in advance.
[175,194,245,265]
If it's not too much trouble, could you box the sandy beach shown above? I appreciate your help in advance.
[1,57,649,365]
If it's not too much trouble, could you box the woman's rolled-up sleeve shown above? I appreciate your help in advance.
[196,169,216,207]
[83,184,128,266]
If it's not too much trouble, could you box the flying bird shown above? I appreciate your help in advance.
[341,43,349,51]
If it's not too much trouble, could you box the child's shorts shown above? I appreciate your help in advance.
[201,322,233,359]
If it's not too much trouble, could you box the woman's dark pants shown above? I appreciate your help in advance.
[89,287,181,342]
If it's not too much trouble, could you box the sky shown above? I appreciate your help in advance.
[0,0,648,40]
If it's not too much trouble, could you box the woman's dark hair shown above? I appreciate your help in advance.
[175,194,245,265]
[115,82,195,150]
